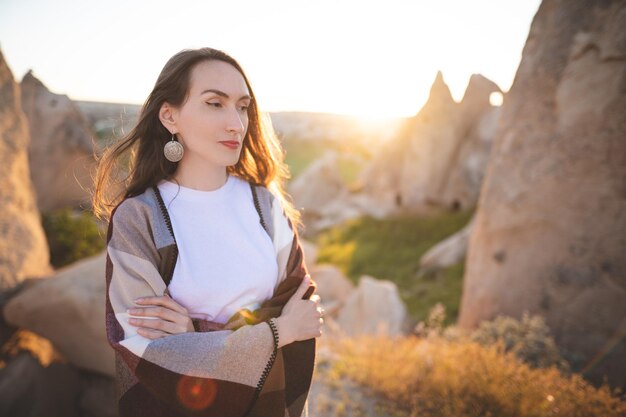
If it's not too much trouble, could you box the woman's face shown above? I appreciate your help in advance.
[163,60,251,169]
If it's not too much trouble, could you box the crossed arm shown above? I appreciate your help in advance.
[124,272,323,348]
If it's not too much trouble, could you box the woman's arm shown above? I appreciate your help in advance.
[126,293,195,338]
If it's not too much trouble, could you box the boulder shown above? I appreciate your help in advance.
[289,151,348,214]
[0,48,52,291]
[309,264,355,317]
[458,0,626,387]
[307,197,364,234]
[420,216,475,271]
[0,352,115,417]
[20,70,96,212]
[336,275,410,337]
[4,251,113,376]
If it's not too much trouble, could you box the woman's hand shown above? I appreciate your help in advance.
[275,274,324,348]
[127,294,195,339]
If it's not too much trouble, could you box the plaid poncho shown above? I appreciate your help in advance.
[105,181,316,417]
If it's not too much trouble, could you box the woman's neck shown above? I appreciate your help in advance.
[170,160,228,191]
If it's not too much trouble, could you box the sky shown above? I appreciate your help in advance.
[0,0,541,118]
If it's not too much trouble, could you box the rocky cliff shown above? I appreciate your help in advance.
[360,71,501,213]
[0,50,52,290]
[458,0,626,387]
[20,70,96,212]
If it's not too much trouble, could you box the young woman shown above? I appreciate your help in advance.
[93,47,323,417]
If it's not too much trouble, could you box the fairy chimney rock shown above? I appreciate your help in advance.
[20,70,96,212]
[0,49,52,290]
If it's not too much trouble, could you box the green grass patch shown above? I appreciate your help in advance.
[314,209,474,324]
[41,208,106,269]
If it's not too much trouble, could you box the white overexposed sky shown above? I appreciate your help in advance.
[0,0,541,118]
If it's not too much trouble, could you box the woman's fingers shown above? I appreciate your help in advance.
[135,295,188,315]
[129,316,184,334]
[128,296,195,335]
[128,306,180,322]
[136,327,169,340]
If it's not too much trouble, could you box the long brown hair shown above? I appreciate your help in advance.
[92,47,301,229]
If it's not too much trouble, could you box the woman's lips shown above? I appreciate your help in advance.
[219,141,239,149]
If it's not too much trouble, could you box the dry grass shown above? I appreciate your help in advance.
[0,329,66,368]
[328,334,626,417]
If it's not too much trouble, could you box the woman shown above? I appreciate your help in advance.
[92,47,323,417]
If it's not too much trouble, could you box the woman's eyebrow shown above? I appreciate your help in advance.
[200,88,251,100]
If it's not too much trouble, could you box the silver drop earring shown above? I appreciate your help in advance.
[164,132,184,162]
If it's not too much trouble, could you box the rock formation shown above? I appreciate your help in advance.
[308,264,355,317]
[0,49,52,291]
[289,151,393,235]
[288,151,348,222]
[20,70,96,212]
[458,0,626,387]
[419,216,475,272]
[336,276,410,337]
[359,71,501,214]
[438,76,501,210]
[4,251,113,376]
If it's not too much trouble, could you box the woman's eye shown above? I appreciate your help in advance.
[239,105,249,111]
[206,102,221,107]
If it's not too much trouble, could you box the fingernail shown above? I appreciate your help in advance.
[135,298,144,302]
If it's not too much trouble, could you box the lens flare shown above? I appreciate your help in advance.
[176,375,217,411]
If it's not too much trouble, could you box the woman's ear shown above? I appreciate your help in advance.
[159,102,177,133]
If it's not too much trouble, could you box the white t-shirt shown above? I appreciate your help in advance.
[156,174,278,324]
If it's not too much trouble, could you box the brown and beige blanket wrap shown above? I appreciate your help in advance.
[105,182,316,417]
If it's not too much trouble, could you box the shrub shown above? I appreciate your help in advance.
[41,208,105,268]
[330,333,626,417]
[470,312,569,371]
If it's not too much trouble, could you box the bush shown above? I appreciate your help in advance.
[41,208,105,268]
[470,312,569,371]
[330,333,626,417]
[415,305,568,372]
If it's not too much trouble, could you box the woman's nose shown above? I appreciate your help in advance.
[226,107,245,133]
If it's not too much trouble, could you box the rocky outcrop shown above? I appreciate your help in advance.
[4,251,113,376]
[437,76,501,210]
[458,0,626,387]
[0,350,115,417]
[309,264,355,317]
[419,216,475,272]
[336,276,410,337]
[289,152,393,235]
[20,70,96,212]
[289,151,348,224]
[0,49,52,291]
[359,71,501,214]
